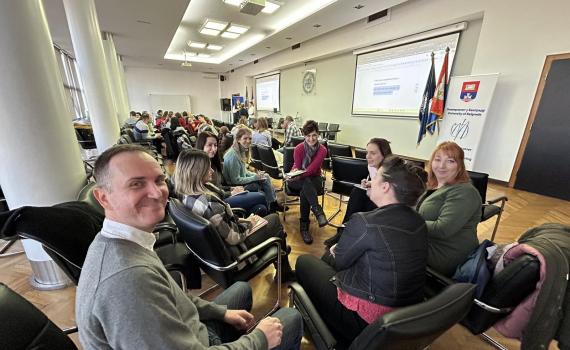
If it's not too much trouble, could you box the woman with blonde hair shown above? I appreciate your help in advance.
[417,141,481,276]
[174,149,295,281]
[223,127,284,212]
[252,117,272,147]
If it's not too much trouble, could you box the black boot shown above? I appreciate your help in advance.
[311,204,328,227]
[269,201,286,213]
[324,226,344,248]
[300,220,313,244]
[273,249,296,283]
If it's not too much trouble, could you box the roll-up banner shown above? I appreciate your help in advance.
[438,73,499,170]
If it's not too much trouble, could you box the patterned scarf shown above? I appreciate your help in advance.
[302,141,319,170]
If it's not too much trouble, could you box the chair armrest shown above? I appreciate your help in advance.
[288,282,338,349]
[487,195,508,205]
[232,208,247,218]
[154,222,178,232]
[62,326,78,335]
[235,236,282,263]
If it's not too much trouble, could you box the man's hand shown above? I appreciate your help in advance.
[256,317,283,349]
[224,310,255,331]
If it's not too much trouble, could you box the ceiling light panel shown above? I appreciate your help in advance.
[221,31,240,39]
[200,28,221,36]
[198,53,211,58]
[207,44,223,51]
[204,19,228,31]
[188,41,207,48]
[226,24,249,34]
[222,0,242,6]
[261,0,281,14]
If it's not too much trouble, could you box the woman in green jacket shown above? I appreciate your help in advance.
[417,141,481,276]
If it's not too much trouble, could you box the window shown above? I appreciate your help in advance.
[54,46,88,120]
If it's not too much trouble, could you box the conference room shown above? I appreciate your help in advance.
[1,0,570,349]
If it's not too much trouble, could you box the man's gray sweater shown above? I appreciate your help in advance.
[76,234,267,349]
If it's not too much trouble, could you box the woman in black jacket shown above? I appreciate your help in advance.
[296,156,428,345]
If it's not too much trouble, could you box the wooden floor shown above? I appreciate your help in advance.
[1,179,567,349]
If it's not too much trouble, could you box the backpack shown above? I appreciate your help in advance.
[453,239,495,298]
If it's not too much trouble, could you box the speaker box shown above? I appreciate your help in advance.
[220,98,231,111]
[220,75,226,82]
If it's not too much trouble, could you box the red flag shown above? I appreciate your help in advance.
[429,48,449,119]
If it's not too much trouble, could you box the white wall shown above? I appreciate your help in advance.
[221,0,570,181]
[124,67,221,119]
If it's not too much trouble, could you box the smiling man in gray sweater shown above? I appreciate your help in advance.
[76,144,302,350]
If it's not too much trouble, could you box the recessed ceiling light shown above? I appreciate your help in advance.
[185,52,197,57]
[261,0,282,14]
[207,44,223,51]
[200,28,221,36]
[313,24,322,28]
[198,53,211,58]
[221,31,240,39]
[222,0,241,6]
[203,19,228,31]
[226,24,249,34]
[285,37,292,40]
[188,41,206,48]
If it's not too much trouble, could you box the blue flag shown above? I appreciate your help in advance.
[417,53,436,145]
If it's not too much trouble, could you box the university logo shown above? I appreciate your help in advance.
[460,81,480,102]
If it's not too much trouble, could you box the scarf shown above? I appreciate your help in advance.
[302,141,319,170]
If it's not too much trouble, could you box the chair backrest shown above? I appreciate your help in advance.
[6,202,103,285]
[467,170,488,203]
[328,142,352,158]
[283,147,296,173]
[349,283,476,350]
[0,283,77,350]
[331,156,369,196]
[77,182,104,216]
[354,147,366,159]
[328,123,339,131]
[257,144,281,179]
[249,144,263,171]
[167,199,235,287]
[318,122,328,131]
[290,136,304,147]
[462,254,540,334]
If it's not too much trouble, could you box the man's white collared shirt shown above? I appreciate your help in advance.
[100,219,156,251]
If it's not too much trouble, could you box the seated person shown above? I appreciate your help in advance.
[197,131,268,216]
[231,116,249,136]
[285,120,327,244]
[124,110,138,127]
[77,144,302,350]
[296,156,428,345]
[197,115,219,136]
[282,116,302,148]
[223,127,284,213]
[324,138,392,247]
[252,117,272,147]
[417,141,482,276]
[174,149,295,281]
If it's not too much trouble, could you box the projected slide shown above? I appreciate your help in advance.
[352,33,459,117]
[256,73,280,111]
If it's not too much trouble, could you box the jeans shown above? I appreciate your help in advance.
[206,281,303,350]
[296,255,368,346]
[225,191,268,216]
[342,186,377,223]
[244,175,276,204]
[287,176,322,221]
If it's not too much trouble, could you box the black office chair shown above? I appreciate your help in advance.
[281,147,325,222]
[325,142,352,171]
[75,129,97,150]
[0,189,24,258]
[0,283,78,350]
[290,136,304,147]
[326,156,369,223]
[426,254,540,349]
[250,144,263,171]
[289,282,476,350]
[271,137,281,150]
[257,144,282,180]
[317,122,328,133]
[168,199,283,314]
[326,123,340,141]
[467,171,508,241]
[354,147,366,159]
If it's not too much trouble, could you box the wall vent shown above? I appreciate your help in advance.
[291,43,301,50]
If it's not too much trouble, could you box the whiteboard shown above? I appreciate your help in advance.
[149,94,192,115]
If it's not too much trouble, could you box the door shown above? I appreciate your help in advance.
[512,55,570,200]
